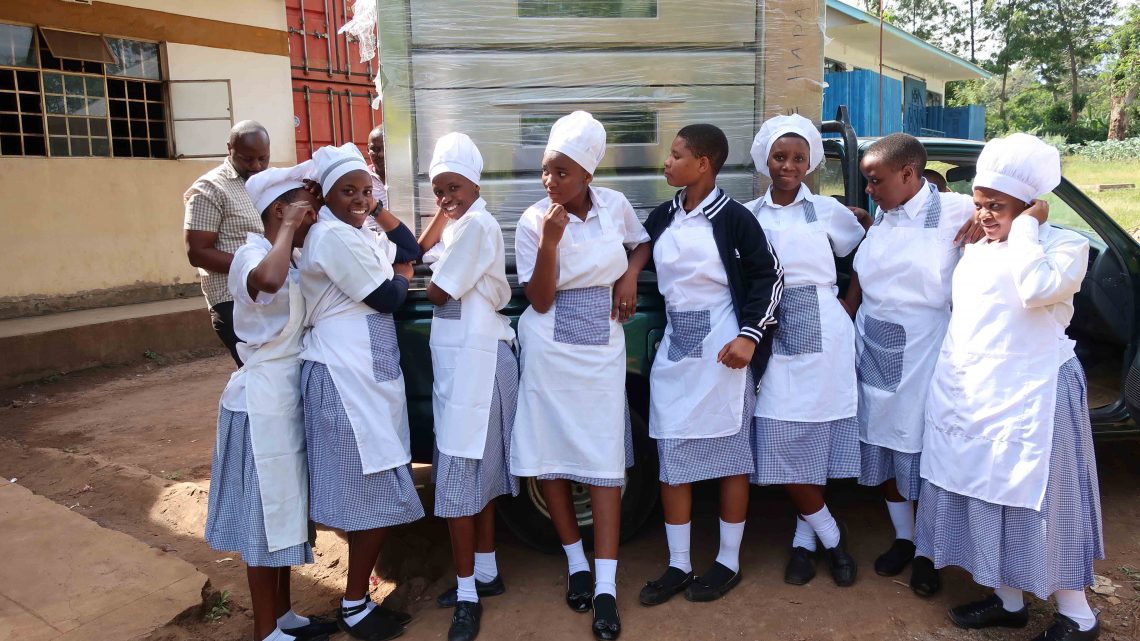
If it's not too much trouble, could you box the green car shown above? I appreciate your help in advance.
[394,109,1140,550]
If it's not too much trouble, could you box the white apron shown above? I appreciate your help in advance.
[753,199,858,423]
[853,183,950,453]
[429,286,505,459]
[223,276,308,552]
[511,209,629,479]
[922,240,1066,510]
[649,217,747,439]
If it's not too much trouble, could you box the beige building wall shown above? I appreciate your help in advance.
[824,41,950,98]
[0,1,296,311]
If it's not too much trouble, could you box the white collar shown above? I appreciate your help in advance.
[670,186,731,220]
[246,232,271,250]
[566,187,601,224]
[890,179,931,220]
[759,183,812,209]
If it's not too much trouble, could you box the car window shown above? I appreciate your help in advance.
[818,156,846,202]
[1040,187,1096,236]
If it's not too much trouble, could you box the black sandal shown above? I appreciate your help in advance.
[638,567,693,606]
[281,614,339,639]
[566,570,594,613]
[684,562,742,602]
[591,593,621,640]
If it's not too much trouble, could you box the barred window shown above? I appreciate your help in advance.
[0,23,169,158]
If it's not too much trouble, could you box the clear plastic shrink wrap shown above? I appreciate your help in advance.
[348,0,828,251]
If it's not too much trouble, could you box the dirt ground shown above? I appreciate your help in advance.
[1,353,1137,641]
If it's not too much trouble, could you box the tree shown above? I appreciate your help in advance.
[1104,5,1140,140]
[1029,0,1114,123]
[978,0,1032,126]
[861,0,969,56]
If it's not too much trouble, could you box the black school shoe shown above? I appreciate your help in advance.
[337,602,407,641]
[281,615,339,639]
[639,567,694,606]
[566,570,594,612]
[684,562,742,602]
[592,593,621,640]
[784,547,817,585]
[447,601,482,641]
[947,594,1029,629]
[909,556,942,597]
[436,575,507,608]
[874,539,916,577]
[824,522,857,587]
[1029,613,1100,641]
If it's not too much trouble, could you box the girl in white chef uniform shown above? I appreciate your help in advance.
[637,124,783,606]
[744,115,868,588]
[512,111,650,641]
[844,133,977,595]
[205,163,338,641]
[298,143,424,641]
[417,133,518,641]
[917,133,1104,641]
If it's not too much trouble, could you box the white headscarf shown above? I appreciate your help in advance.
[973,133,1061,204]
[244,160,314,215]
[545,110,606,175]
[313,142,370,193]
[429,132,483,186]
[750,114,825,177]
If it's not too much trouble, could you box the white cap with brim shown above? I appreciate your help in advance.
[545,110,606,175]
[313,142,370,194]
[244,160,315,215]
[750,114,824,177]
[972,133,1061,204]
[428,132,483,186]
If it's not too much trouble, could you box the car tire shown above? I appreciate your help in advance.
[498,401,659,553]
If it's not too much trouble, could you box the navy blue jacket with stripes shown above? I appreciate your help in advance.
[642,188,784,390]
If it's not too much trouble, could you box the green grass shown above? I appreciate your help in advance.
[1060,157,1140,234]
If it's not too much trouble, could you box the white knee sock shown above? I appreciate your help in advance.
[1055,589,1097,631]
[563,539,591,575]
[792,516,817,551]
[885,500,915,542]
[665,522,692,573]
[994,586,1025,612]
[456,574,479,604]
[341,595,374,627]
[802,505,841,549]
[276,610,308,629]
[594,558,618,598]
[474,551,499,583]
[714,519,746,573]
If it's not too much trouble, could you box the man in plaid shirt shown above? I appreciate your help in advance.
[183,121,271,366]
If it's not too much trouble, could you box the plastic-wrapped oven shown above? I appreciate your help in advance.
[376,0,827,254]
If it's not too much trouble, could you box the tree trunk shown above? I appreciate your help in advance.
[1000,68,1009,122]
[1067,45,1080,123]
[1108,86,1138,140]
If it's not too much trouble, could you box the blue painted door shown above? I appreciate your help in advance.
[903,76,926,136]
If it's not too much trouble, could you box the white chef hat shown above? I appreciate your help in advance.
[545,110,607,175]
[750,114,825,177]
[973,133,1061,204]
[313,142,370,193]
[244,160,315,215]
[429,132,483,186]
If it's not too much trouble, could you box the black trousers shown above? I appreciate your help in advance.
[209,300,243,367]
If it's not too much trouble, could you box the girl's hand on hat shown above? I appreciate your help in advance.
[281,201,315,227]
[539,203,570,248]
[301,178,324,203]
[394,261,414,280]
[717,337,756,369]
[1023,199,1049,224]
[955,217,985,246]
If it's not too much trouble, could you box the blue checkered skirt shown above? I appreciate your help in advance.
[914,358,1104,599]
[749,415,860,485]
[205,408,314,567]
[657,370,756,485]
[536,400,635,488]
[858,443,922,500]
[433,341,521,518]
[301,360,425,532]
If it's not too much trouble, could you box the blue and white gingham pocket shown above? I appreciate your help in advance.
[773,285,823,356]
[433,297,462,320]
[666,309,711,362]
[553,286,611,346]
[366,313,402,382]
[857,316,907,392]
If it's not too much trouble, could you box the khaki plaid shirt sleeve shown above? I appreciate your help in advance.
[184,182,224,232]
